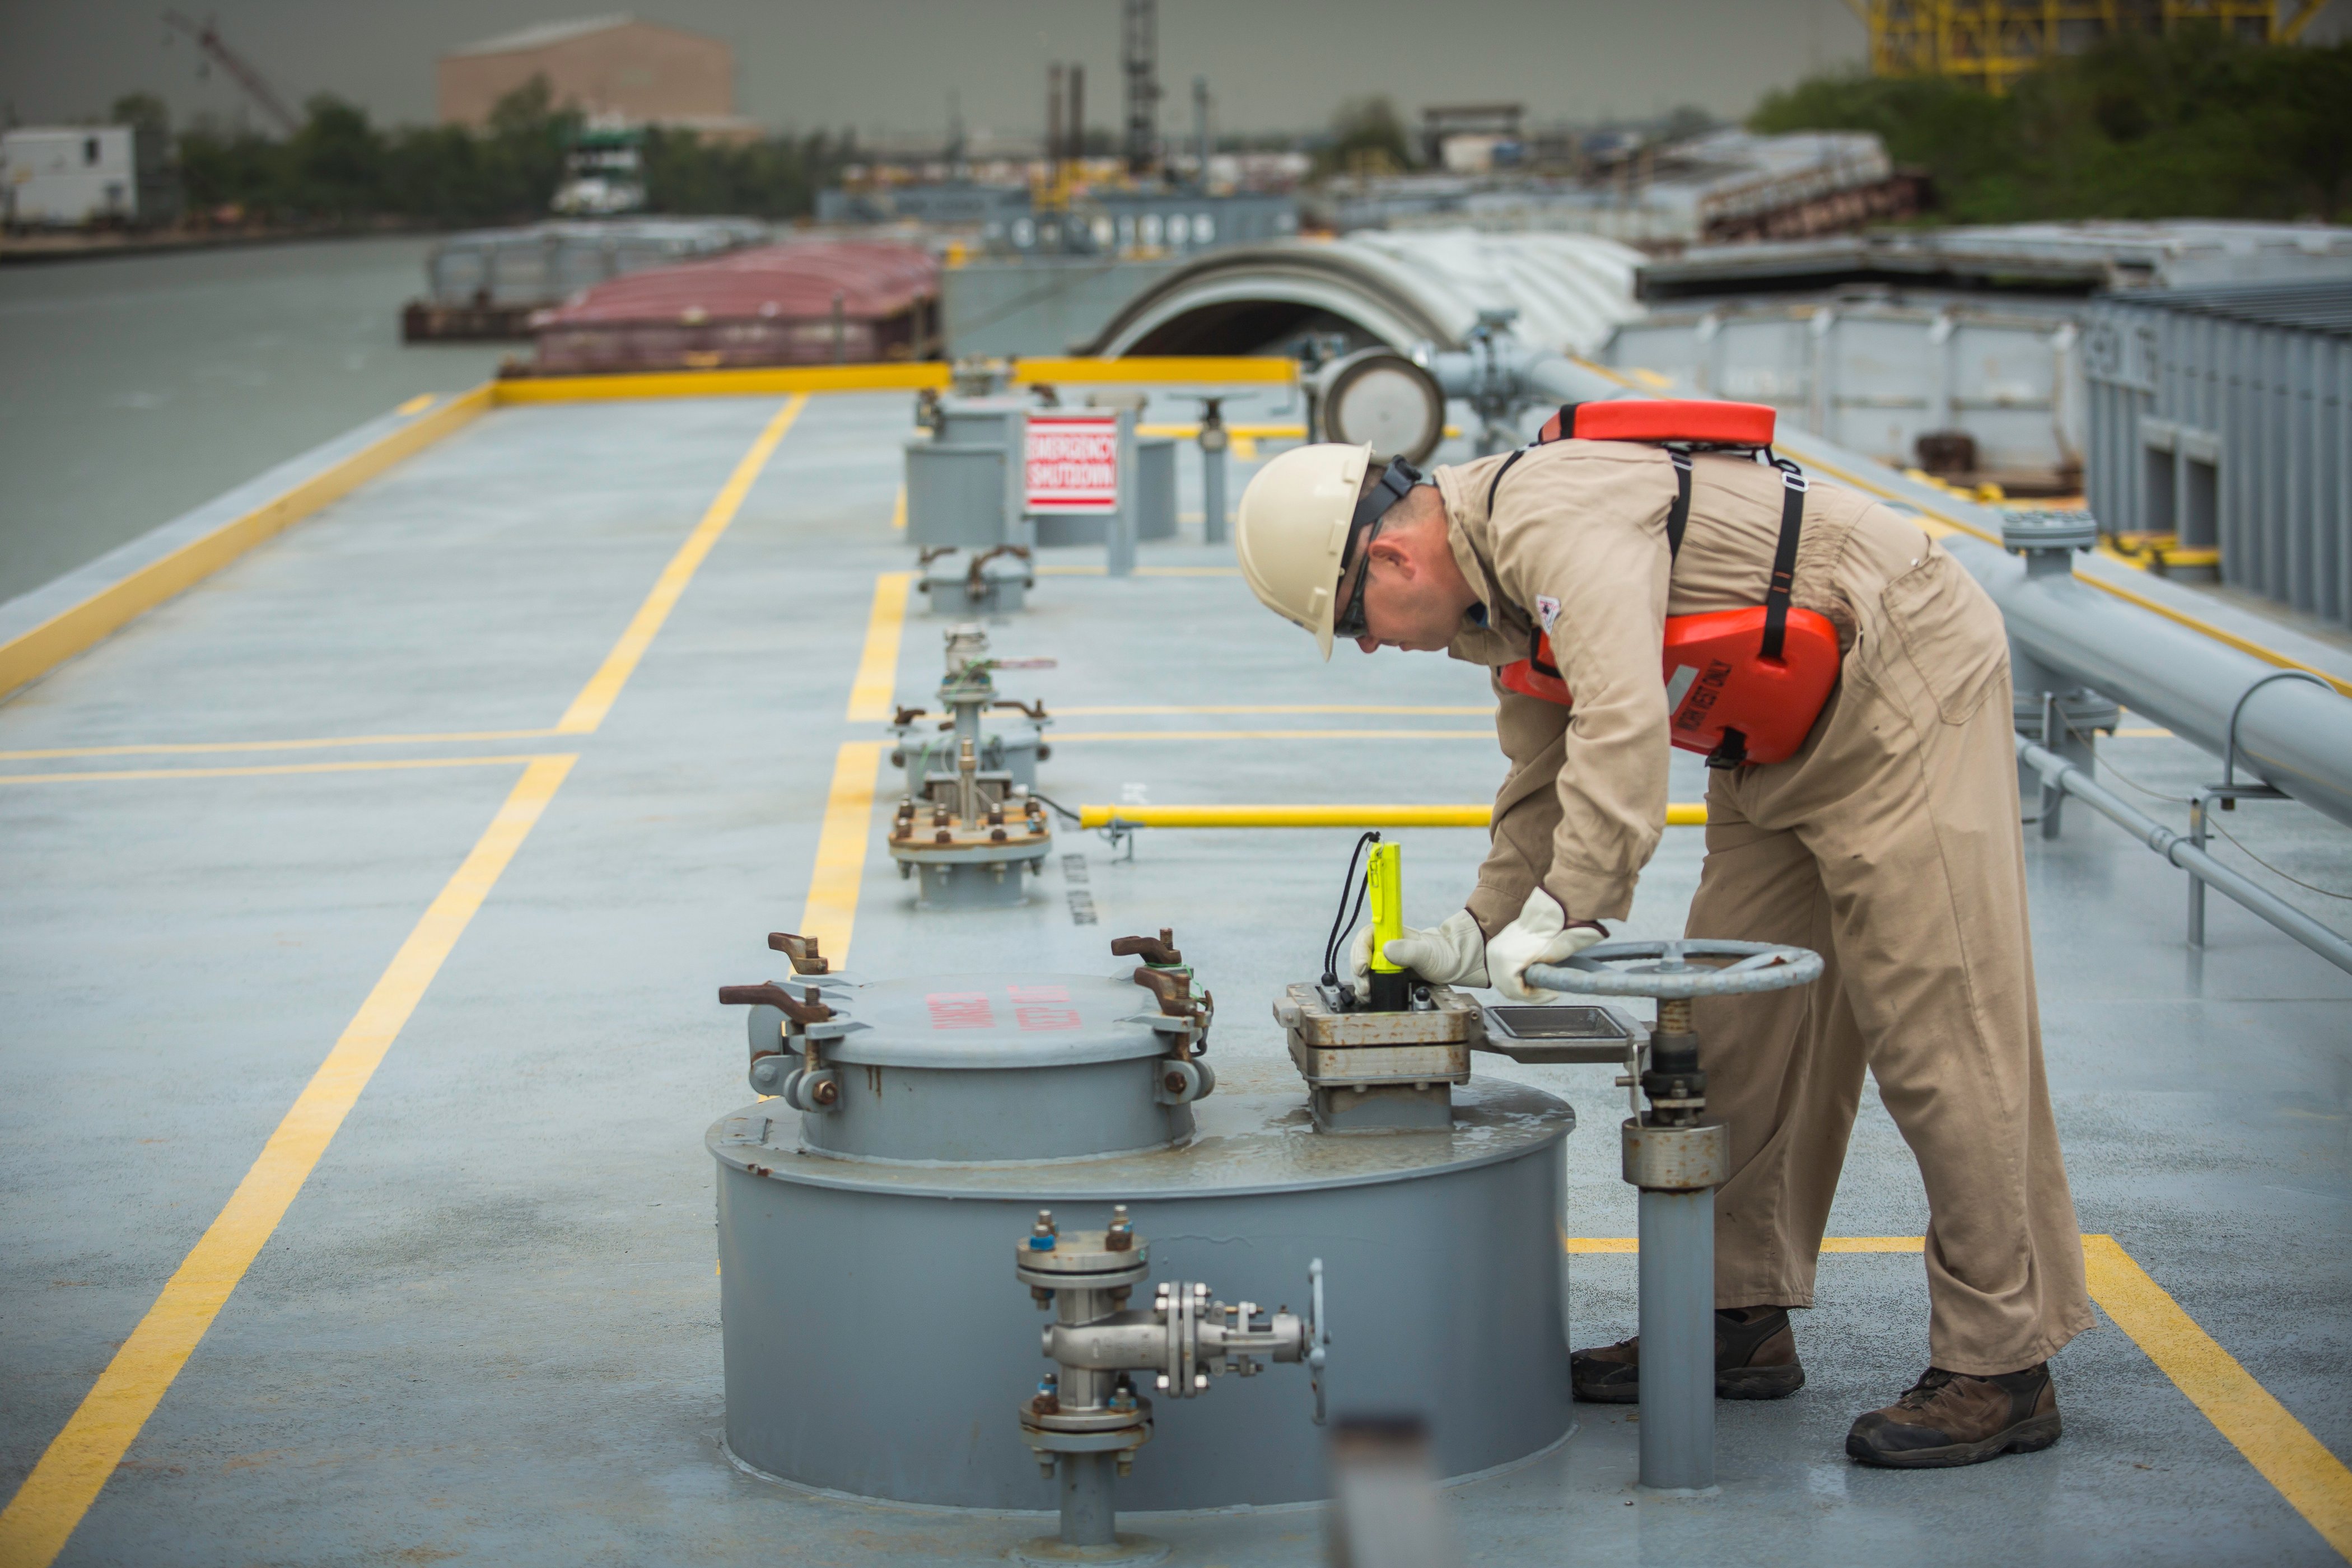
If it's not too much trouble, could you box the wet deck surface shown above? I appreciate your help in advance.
[3,390,2348,1566]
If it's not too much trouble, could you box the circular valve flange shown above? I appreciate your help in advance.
[1015,1230,1152,1294]
[1527,937,1822,1000]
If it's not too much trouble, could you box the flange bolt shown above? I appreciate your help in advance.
[1030,1209,1058,1251]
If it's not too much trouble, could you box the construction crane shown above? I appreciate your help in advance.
[1122,0,1161,178]
[161,11,301,134]
[1850,0,2336,93]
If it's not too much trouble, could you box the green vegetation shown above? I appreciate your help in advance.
[1750,30,2352,222]
[155,78,846,226]
[1314,96,1416,178]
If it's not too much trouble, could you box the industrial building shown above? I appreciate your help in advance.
[436,15,754,140]
[0,125,177,228]
[1320,128,1920,248]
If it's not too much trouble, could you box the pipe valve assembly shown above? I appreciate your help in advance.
[1529,937,1822,1492]
[1016,1205,1327,1562]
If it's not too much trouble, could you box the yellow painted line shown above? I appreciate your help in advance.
[845,572,914,724]
[890,484,907,532]
[1012,356,1295,385]
[0,755,562,786]
[393,393,435,417]
[1136,423,1309,441]
[1036,564,1243,577]
[2071,575,2352,701]
[1818,1236,1926,1253]
[2084,1235,2352,1558]
[0,384,494,702]
[555,395,806,734]
[1561,1230,2352,1552]
[0,754,575,1568]
[1052,705,1495,717]
[1137,422,1451,442]
[1077,802,1709,829]
[2111,727,2173,739]
[800,741,886,963]
[491,363,948,404]
[0,729,563,762]
[1567,1236,1916,1254]
[1053,728,1496,742]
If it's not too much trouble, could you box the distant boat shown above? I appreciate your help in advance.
[517,240,941,375]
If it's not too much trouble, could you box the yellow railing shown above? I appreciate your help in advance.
[1075,802,1709,829]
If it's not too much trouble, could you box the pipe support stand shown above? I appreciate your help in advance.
[1637,1185,1718,1495]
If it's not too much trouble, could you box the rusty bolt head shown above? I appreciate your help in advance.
[935,828,953,844]
[1162,1070,1187,1093]
[991,827,1007,843]
[809,1078,839,1107]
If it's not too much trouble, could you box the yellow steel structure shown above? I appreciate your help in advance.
[1851,0,2332,92]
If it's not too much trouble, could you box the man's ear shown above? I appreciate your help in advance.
[1365,534,1416,577]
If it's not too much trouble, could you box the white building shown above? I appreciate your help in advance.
[2,126,172,226]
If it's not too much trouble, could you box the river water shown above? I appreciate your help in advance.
[0,236,507,605]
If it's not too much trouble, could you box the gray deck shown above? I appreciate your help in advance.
[2,390,2347,1566]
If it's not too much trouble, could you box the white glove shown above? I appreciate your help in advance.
[1485,888,1607,1002]
[1350,909,1490,988]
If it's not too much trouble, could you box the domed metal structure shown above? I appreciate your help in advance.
[1080,229,1644,359]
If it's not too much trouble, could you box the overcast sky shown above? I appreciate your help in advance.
[1,0,1870,141]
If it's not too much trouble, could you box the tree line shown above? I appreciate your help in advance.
[125,78,851,227]
[1751,29,2352,223]
[111,29,2352,229]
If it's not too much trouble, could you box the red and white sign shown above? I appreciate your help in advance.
[1024,413,1119,514]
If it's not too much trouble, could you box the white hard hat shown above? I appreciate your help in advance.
[1235,442,1374,660]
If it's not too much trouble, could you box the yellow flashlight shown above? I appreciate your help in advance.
[1365,841,1410,1010]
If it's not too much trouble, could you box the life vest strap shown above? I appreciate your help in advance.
[1667,451,1693,561]
[1763,461,1808,662]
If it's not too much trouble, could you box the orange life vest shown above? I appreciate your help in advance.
[1488,400,1842,769]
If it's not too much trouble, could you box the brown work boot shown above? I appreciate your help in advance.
[1569,1306,1805,1403]
[1846,1364,2061,1468]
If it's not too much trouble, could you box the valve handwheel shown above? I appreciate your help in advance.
[1527,937,1822,1000]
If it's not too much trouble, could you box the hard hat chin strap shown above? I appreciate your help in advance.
[1332,458,1425,641]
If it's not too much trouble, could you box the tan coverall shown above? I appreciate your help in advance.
[1433,439,2093,1375]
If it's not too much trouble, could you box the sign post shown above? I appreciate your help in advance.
[1108,409,1137,577]
[1023,410,1131,576]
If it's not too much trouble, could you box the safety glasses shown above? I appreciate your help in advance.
[1332,457,1424,643]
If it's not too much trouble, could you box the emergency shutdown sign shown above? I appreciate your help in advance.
[1024,414,1119,514]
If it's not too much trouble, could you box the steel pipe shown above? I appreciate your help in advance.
[1960,539,2352,830]
[1637,1189,1716,1493]
[2016,736,2352,974]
